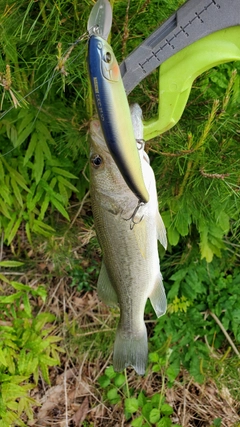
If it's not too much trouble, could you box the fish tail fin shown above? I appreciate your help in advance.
[113,324,148,375]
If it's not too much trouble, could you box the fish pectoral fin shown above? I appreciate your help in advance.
[97,261,118,307]
[149,273,167,318]
[156,212,167,250]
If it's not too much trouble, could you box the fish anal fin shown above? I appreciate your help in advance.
[149,273,167,318]
[97,261,118,307]
[113,325,148,375]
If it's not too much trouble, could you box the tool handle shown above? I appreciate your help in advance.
[120,0,240,95]
[143,27,240,140]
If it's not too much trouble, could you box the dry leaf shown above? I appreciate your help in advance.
[72,397,89,426]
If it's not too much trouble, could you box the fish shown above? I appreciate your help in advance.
[89,105,167,375]
[88,34,149,204]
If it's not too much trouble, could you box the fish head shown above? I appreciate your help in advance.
[89,35,120,83]
[89,119,114,167]
[90,120,125,191]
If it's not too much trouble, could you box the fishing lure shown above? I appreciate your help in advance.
[87,0,149,204]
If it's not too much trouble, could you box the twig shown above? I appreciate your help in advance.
[64,190,90,236]
[149,147,194,157]
[64,360,69,427]
[200,168,230,180]
[182,377,192,426]
[208,310,240,358]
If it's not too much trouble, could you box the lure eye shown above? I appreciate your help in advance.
[103,52,111,63]
[91,154,103,168]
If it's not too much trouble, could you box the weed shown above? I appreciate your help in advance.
[0,260,64,426]
[98,365,182,427]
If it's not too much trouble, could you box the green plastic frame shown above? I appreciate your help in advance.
[143,26,240,140]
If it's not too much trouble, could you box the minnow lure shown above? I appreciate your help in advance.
[87,0,149,204]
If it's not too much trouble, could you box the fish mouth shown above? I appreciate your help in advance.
[90,119,101,135]
[89,119,108,152]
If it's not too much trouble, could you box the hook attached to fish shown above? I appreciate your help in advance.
[87,0,149,204]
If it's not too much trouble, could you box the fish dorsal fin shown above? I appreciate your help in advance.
[149,273,167,318]
[156,212,167,250]
[97,261,118,306]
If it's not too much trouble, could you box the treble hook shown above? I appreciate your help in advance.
[124,200,145,230]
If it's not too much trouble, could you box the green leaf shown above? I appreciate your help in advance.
[114,373,125,388]
[98,375,110,388]
[200,240,214,263]
[167,226,180,246]
[189,357,204,383]
[166,360,180,383]
[36,120,54,143]
[0,348,7,367]
[25,222,32,245]
[105,366,116,379]
[160,403,173,416]
[57,175,78,192]
[0,199,12,219]
[217,211,229,233]
[39,354,59,367]
[148,352,159,363]
[212,418,222,427]
[39,196,50,220]
[157,417,172,427]
[167,281,180,299]
[50,197,70,220]
[131,416,144,427]
[7,167,29,192]
[142,402,152,419]
[0,261,24,268]
[0,158,5,180]
[151,393,162,407]
[14,122,33,148]
[52,167,78,179]
[149,408,160,423]
[6,217,22,245]
[175,209,190,236]
[11,178,23,207]
[40,138,52,160]
[32,219,55,237]
[125,398,139,414]
[22,293,31,317]
[24,132,38,165]
[34,141,44,183]
[138,391,147,407]
[39,361,50,384]
[58,181,69,205]
[107,388,120,404]
[17,111,34,135]
[2,383,28,401]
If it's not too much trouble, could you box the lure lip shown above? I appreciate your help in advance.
[87,0,112,40]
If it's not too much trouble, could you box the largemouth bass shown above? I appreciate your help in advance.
[89,105,167,375]
[88,34,149,204]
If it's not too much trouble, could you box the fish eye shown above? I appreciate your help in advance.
[91,154,103,167]
[103,52,111,63]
